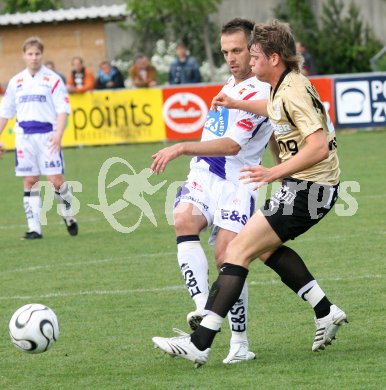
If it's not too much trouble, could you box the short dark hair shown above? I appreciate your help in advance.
[99,60,111,67]
[71,56,84,65]
[134,53,147,61]
[221,18,255,40]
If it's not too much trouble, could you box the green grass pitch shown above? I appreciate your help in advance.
[0,129,385,389]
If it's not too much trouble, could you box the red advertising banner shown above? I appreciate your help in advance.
[309,77,335,125]
[162,84,223,140]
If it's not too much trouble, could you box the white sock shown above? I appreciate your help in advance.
[302,281,326,308]
[193,293,209,313]
[200,310,224,332]
[23,189,41,234]
[55,182,74,218]
[177,239,209,311]
[228,282,248,343]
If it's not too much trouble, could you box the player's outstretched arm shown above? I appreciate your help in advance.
[211,92,237,111]
[151,137,240,174]
[151,143,185,174]
[212,92,269,117]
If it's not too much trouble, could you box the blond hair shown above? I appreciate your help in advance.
[22,36,44,53]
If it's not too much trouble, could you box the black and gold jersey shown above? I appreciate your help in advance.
[267,70,340,185]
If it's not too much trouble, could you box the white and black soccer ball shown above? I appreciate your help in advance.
[9,303,59,354]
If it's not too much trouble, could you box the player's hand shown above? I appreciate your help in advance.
[211,92,236,112]
[240,165,276,190]
[0,141,5,158]
[49,133,62,154]
[151,143,183,174]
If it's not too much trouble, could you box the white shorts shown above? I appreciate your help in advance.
[15,132,65,177]
[174,168,257,235]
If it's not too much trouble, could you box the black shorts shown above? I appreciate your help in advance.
[261,177,339,242]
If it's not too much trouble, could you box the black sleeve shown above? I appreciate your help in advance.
[95,78,105,89]
[113,70,125,88]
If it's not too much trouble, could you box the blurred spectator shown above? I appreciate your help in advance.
[129,54,157,88]
[95,60,125,89]
[67,56,95,93]
[168,42,201,84]
[296,41,318,76]
[45,61,66,84]
[0,83,5,95]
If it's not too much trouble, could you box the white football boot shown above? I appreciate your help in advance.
[312,304,348,352]
[152,328,210,368]
[223,341,256,364]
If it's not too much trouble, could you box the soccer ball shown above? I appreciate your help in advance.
[9,303,59,354]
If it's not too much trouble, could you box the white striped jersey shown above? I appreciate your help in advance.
[0,65,70,134]
[190,75,273,183]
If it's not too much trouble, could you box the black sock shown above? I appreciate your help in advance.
[191,263,248,351]
[265,246,314,294]
[205,263,248,317]
[265,246,333,318]
[191,327,218,351]
[314,296,332,319]
[176,235,200,244]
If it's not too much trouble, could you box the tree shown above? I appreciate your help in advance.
[274,0,382,74]
[317,0,382,74]
[1,0,62,13]
[273,0,319,57]
[126,0,223,78]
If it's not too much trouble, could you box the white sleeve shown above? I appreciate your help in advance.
[0,81,16,119]
[226,82,270,147]
[52,77,71,115]
[226,110,267,147]
[254,80,270,99]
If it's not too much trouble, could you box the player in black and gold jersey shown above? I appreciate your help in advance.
[151,20,347,367]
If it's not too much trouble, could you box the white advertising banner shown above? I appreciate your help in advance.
[335,74,386,128]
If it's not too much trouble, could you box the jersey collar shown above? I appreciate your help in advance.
[271,68,291,99]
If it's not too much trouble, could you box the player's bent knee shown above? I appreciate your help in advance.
[258,251,274,263]
[47,176,64,191]
[173,204,206,235]
[224,239,250,266]
[173,214,200,236]
[214,251,226,269]
[23,177,39,188]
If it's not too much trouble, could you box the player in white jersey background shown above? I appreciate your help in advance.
[0,36,78,239]
[151,19,273,364]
